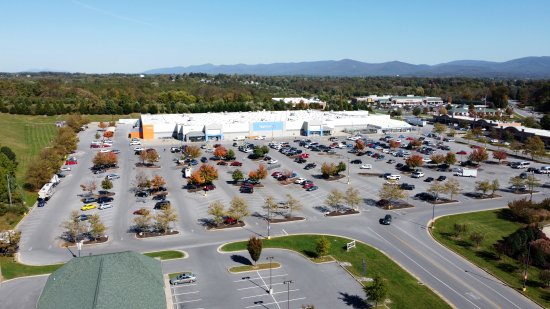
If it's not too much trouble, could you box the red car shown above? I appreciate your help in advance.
[217,161,228,166]
[271,171,282,177]
[303,182,315,189]
[230,161,242,166]
[224,216,237,225]
[65,160,78,165]
[300,153,309,159]
[90,144,100,148]
[204,184,216,191]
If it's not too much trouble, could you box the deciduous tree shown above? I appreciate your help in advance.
[526,175,541,201]
[492,150,507,163]
[88,214,107,240]
[405,155,424,168]
[388,140,400,149]
[154,205,178,233]
[364,275,387,308]
[227,196,250,221]
[378,184,405,208]
[285,194,302,218]
[344,186,362,210]
[198,164,218,184]
[256,163,268,180]
[183,145,201,160]
[213,145,228,159]
[60,210,85,243]
[208,200,226,226]
[316,236,330,257]
[325,189,344,212]
[232,169,244,182]
[468,148,488,164]
[523,136,546,160]
[469,232,484,248]
[444,152,457,165]
[354,140,365,151]
[133,212,152,232]
[433,123,447,135]
[427,182,446,200]
[475,180,491,196]
[80,181,97,195]
[262,196,278,220]
[429,154,445,165]
[443,179,461,200]
[247,236,262,265]
[101,179,113,190]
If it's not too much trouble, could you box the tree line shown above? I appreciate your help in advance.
[1,73,549,115]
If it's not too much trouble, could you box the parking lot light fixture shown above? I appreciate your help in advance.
[283,280,293,309]
[266,256,274,294]
[347,156,350,185]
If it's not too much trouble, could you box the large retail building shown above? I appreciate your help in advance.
[130,110,413,141]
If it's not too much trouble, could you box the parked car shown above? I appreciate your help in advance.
[133,208,150,216]
[385,174,401,180]
[424,177,434,182]
[135,190,150,197]
[268,159,278,164]
[154,201,171,210]
[519,172,528,179]
[60,166,71,172]
[304,163,317,170]
[170,272,197,285]
[387,159,396,164]
[98,203,113,210]
[360,164,372,169]
[350,159,362,164]
[97,196,113,203]
[411,171,425,178]
[230,161,243,166]
[294,177,306,184]
[224,216,238,225]
[415,192,437,201]
[217,161,227,166]
[401,183,415,190]
[106,174,120,180]
[93,169,106,174]
[436,175,447,181]
[306,185,319,191]
[81,204,96,211]
[190,159,199,166]
[76,214,89,221]
[203,184,216,191]
[82,197,97,203]
[303,182,315,189]
[240,186,253,193]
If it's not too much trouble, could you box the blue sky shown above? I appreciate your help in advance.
[1,0,549,73]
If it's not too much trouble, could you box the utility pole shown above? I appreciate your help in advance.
[431,203,435,229]
[523,242,532,292]
[266,256,274,294]
[283,280,293,309]
[347,156,350,185]
[267,203,271,239]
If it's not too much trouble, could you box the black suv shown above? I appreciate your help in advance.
[97,196,113,203]
[401,183,415,190]
[135,190,149,197]
[415,192,437,201]
[381,214,392,225]
[350,159,362,164]
[154,201,171,209]
[304,163,316,170]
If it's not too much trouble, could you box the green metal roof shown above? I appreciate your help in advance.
[37,251,166,309]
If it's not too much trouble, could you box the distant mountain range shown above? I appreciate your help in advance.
[143,57,550,78]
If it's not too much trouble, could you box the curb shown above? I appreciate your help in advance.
[428,208,545,309]
[227,262,282,274]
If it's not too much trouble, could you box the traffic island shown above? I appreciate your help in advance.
[136,231,179,238]
[377,201,414,210]
[207,221,245,230]
[427,199,459,205]
[358,172,382,177]
[463,192,501,199]
[228,262,282,273]
[320,174,346,181]
[325,209,360,216]
[268,216,305,223]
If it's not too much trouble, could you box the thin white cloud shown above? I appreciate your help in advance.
[72,0,155,28]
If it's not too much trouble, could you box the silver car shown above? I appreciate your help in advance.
[170,272,197,285]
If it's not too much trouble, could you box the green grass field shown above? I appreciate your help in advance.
[0,256,63,280]
[221,235,450,309]
[143,250,185,260]
[433,209,550,306]
[0,113,139,228]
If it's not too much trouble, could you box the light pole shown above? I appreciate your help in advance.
[347,156,350,185]
[267,205,271,240]
[266,256,274,294]
[283,280,293,309]
[523,242,532,292]
[431,203,435,229]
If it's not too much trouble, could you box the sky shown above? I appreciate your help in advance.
[0,0,549,73]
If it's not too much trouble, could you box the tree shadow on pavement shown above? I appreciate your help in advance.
[338,292,367,308]
[231,254,252,266]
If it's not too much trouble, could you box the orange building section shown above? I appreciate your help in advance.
[142,124,155,140]
[129,131,141,139]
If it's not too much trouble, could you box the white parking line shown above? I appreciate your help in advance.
[241,289,299,299]
[175,298,202,304]
[234,274,288,282]
[173,291,200,296]
[238,282,284,291]
[244,297,306,308]
[281,229,288,235]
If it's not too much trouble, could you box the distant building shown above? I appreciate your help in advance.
[353,95,443,106]
[271,97,327,109]
[37,251,167,309]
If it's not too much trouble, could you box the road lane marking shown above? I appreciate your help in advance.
[392,224,523,309]
[255,270,281,309]
[173,291,199,296]
[175,298,202,304]
[367,227,482,309]
[282,229,288,235]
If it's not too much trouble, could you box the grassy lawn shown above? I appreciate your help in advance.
[0,113,139,229]
[229,262,281,273]
[433,209,550,306]
[143,250,185,260]
[221,235,450,309]
[0,256,63,280]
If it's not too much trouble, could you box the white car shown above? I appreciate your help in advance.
[99,149,111,153]
[360,164,372,169]
[294,177,306,184]
[98,203,113,210]
[412,171,424,178]
[268,159,278,164]
[385,174,401,180]
[130,141,141,146]
[254,136,266,140]
[133,147,145,152]
[422,157,432,163]
[489,139,499,143]
[60,166,71,172]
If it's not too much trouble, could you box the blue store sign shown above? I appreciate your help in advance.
[252,121,283,131]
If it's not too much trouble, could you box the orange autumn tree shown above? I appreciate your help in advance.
[198,164,218,184]
[213,146,227,159]
[257,164,268,180]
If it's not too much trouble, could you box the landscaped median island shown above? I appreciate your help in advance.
[143,250,185,260]
[432,207,550,306]
[220,234,451,309]
[229,262,282,273]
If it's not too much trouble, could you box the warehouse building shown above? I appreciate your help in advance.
[130,110,413,141]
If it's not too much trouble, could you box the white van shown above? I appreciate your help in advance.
[515,162,531,169]
[233,136,246,141]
